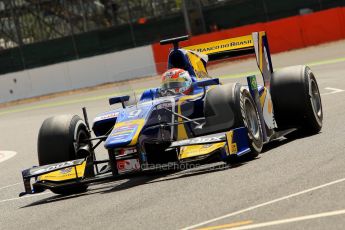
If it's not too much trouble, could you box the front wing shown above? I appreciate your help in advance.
[20,127,252,196]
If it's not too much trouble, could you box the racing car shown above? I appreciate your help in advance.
[20,31,323,196]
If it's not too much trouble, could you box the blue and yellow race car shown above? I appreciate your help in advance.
[20,32,323,196]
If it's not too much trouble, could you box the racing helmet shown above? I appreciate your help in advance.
[161,68,193,95]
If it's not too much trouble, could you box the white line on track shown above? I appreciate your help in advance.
[224,209,345,230]
[0,182,21,191]
[0,192,51,204]
[0,151,17,163]
[181,177,345,230]
[321,87,344,96]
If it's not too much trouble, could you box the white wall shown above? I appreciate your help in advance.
[0,45,157,103]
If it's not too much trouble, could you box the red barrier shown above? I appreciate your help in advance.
[152,7,345,74]
[264,16,304,53]
[221,23,265,38]
[300,8,345,46]
[343,7,345,34]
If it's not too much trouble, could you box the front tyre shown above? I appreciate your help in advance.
[38,115,90,195]
[219,86,263,162]
[202,83,263,163]
[238,88,263,159]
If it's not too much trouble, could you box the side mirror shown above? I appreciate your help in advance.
[189,78,220,101]
[109,95,130,108]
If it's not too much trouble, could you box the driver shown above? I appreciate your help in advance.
[161,68,193,95]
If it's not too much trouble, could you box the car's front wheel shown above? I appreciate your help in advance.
[38,115,90,195]
[203,83,263,162]
[238,88,264,158]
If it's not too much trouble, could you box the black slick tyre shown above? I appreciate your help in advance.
[203,83,263,162]
[237,88,264,159]
[271,65,323,135]
[38,115,90,195]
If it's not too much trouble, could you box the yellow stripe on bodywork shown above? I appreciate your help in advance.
[177,94,202,140]
[184,35,253,55]
[186,51,208,79]
[113,119,146,146]
[38,161,86,182]
[179,143,225,159]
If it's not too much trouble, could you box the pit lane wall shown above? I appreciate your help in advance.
[0,45,156,104]
[153,7,345,73]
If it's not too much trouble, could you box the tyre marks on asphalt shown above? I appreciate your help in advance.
[0,151,17,163]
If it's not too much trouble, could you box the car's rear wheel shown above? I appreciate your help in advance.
[38,115,90,195]
[271,65,323,135]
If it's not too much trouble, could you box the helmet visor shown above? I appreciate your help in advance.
[161,81,187,90]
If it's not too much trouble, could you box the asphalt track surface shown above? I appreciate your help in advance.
[0,40,345,230]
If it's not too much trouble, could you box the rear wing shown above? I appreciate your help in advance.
[184,32,273,88]
[184,34,253,58]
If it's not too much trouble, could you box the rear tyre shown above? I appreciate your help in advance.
[38,115,90,195]
[271,65,323,135]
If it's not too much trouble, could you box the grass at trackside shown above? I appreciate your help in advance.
[1,56,345,116]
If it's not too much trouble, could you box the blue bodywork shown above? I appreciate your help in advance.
[92,47,266,159]
[93,83,265,152]
[232,127,251,157]
[104,100,160,149]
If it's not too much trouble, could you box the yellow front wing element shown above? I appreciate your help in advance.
[226,131,238,155]
[184,35,253,55]
[38,161,87,182]
[179,142,226,160]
